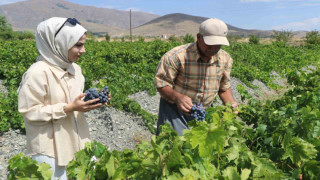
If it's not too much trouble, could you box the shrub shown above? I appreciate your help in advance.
[0,31,18,40]
[87,31,93,38]
[0,15,17,40]
[272,30,294,44]
[138,35,145,42]
[105,32,110,41]
[227,35,242,45]
[18,31,35,40]
[249,35,260,44]
[168,35,179,43]
[305,30,320,45]
[183,33,195,43]
[0,15,12,32]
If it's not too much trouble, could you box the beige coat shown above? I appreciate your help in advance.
[18,60,90,166]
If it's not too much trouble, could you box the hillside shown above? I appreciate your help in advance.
[0,0,159,35]
[0,1,305,38]
[122,13,274,37]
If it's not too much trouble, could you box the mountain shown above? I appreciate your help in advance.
[0,0,300,38]
[122,13,274,37]
[0,0,159,35]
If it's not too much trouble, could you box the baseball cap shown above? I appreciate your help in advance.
[199,18,229,46]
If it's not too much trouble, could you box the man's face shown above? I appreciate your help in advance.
[197,34,221,57]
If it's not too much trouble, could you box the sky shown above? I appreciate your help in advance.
[0,0,319,31]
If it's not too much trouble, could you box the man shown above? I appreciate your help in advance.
[154,18,238,136]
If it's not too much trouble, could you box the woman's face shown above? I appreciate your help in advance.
[68,34,86,62]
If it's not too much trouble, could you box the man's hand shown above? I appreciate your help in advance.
[219,89,238,114]
[175,94,193,115]
[64,93,104,113]
[232,101,239,114]
[157,86,193,115]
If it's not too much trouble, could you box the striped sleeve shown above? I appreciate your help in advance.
[219,53,233,91]
[154,53,180,89]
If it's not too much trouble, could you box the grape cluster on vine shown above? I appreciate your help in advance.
[84,86,110,104]
[190,102,206,122]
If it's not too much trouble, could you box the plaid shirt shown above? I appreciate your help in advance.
[154,42,233,108]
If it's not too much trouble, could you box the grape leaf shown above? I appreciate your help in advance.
[222,166,241,180]
[38,163,53,180]
[184,123,226,157]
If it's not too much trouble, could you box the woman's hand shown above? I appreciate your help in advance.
[64,93,104,113]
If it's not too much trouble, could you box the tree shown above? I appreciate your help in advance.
[272,30,294,44]
[227,35,242,45]
[168,35,179,42]
[249,35,259,44]
[105,32,110,41]
[0,15,35,40]
[138,35,145,42]
[305,30,320,45]
[18,31,35,40]
[183,33,195,43]
[0,15,14,40]
[0,31,16,40]
[0,15,12,32]
[86,31,94,38]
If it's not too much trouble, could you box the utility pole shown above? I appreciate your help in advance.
[130,9,132,42]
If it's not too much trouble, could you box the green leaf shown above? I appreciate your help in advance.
[222,166,241,180]
[38,163,53,180]
[223,111,236,123]
[74,166,87,180]
[281,132,292,150]
[282,137,317,165]
[226,145,240,161]
[240,169,251,180]
[184,123,226,157]
[151,136,162,155]
[165,173,182,180]
[93,142,106,158]
[106,155,115,177]
[180,168,200,179]
[256,124,267,135]
[208,111,221,125]
[167,144,183,169]
[301,160,320,180]
[253,158,282,179]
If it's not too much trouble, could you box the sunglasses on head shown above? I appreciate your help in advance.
[54,18,81,37]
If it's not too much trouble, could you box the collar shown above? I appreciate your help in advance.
[46,61,76,79]
[38,55,76,79]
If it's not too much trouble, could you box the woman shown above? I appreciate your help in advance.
[18,17,104,179]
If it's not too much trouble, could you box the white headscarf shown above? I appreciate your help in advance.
[35,17,87,71]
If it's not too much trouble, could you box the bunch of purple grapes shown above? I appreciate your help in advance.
[190,102,206,122]
[84,86,110,104]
